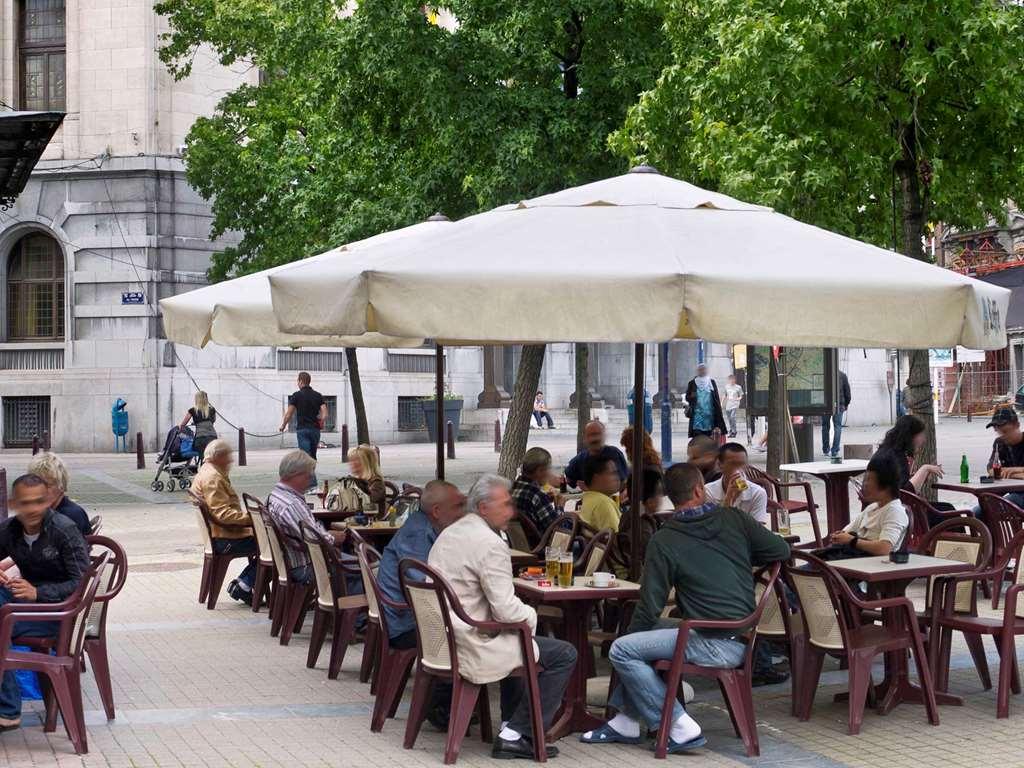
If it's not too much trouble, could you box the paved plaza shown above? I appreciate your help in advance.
[0,417,1020,767]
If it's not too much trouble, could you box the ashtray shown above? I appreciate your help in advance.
[979,476,994,484]
[889,552,910,564]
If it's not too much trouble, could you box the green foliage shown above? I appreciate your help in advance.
[611,0,1024,248]
[155,0,667,280]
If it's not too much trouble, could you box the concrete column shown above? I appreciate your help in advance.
[477,346,511,408]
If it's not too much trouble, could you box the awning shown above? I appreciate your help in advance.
[0,111,64,209]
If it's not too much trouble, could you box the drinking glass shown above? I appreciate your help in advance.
[545,547,559,581]
[558,552,574,588]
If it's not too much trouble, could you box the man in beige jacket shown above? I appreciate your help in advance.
[429,474,576,759]
[190,439,258,604]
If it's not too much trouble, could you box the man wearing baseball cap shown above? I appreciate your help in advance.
[983,407,1024,510]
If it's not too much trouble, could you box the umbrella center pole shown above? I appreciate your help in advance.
[436,343,445,480]
[630,343,646,580]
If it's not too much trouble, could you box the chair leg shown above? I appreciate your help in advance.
[279,586,309,646]
[269,583,285,638]
[993,571,1004,610]
[798,649,826,721]
[654,669,682,759]
[445,678,481,765]
[387,662,413,718]
[198,555,212,603]
[328,610,360,680]
[846,651,874,736]
[206,555,234,610]
[402,667,433,745]
[997,631,1017,717]
[46,669,86,755]
[964,632,992,691]
[86,637,116,720]
[360,622,379,684]
[788,635,806,718]
[525,668,547,763]
[476,682,493,743]
[306,608,329,670]
[720,671,759,757]
[251,563,270,613]
[807,506,823,547]
[717,678,742,739]
[909,632,939,726]
[42,675,58,732]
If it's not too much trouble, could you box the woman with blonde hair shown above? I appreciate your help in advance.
[179,390,218,460]
[26,451,91,535]
[347,444,386,508]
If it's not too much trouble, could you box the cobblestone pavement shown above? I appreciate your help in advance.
[0,417,1021,767]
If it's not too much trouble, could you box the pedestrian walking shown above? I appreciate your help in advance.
[723,374,743,438]
[684,364,726,439]
[279,372,326,489]
[821,370,851,458]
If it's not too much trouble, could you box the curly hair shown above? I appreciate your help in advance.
[879,415,926,458]
[620,425,662,469]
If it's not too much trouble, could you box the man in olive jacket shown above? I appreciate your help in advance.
[581,462,790,753]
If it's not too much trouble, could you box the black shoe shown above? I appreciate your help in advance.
[492,735,558,759]
[226,580,252,605]
[752,668,790,687]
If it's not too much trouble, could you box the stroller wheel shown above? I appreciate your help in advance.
[165,481,176,494]
[154,480,164,492]
[178,478,189,490]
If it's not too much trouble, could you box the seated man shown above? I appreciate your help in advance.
[267,450,363,598]
[377,479,466,728]
[190,439,257,604]
[27,452,91,536]
[704,443,769,526]
[0,474,90,731]
[565,420,628,489]
[582,463,790,752]
[982,407,1024,509]
[826,454,908,557]
[511,447,560,533]
[686,435,722,484]
[429,475,577,759]
[579,455,623,533]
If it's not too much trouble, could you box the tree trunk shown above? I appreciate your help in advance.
[896,121,938,499]
[345,347,370,445]
[497,344,547,479]
[575,343,591,452]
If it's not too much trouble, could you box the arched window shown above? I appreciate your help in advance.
[7,233,64,340]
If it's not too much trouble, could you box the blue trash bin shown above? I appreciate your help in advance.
[627,388,654,434]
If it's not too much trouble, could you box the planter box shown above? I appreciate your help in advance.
[422,399,464,443]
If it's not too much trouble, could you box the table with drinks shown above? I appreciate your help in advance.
[933,450,1024,500]
[514,569,641,739]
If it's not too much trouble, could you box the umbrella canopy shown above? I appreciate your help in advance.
[159,219,450,349]
[267,168,1009,350]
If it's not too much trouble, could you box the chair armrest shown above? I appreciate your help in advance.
[1004,584,1024,624]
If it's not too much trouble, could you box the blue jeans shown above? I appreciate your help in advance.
[725,408,739,436]
[296,428,321,489]
[607,622,746,729]
[212,537,257,588]
[822,407,846,456]
[0,587,57,720]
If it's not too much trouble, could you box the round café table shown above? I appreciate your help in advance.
[514,576,640,740]
[780,459,868,534]
[933,478,1024,505]
[828,553,972,713]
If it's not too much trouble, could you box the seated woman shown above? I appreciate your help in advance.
[826,454,909,558]
[346,444,387,513]
[26,452,91,536]
[874,415,943,494]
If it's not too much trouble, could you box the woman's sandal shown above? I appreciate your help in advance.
[579,723,642,745]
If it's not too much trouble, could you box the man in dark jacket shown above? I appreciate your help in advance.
[822,370,852,458]
[0,474,91,730]
[581,463,790,753]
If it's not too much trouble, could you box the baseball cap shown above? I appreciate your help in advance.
[986,407,1019,428]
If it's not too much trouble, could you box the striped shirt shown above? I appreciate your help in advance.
[267,482,324,571]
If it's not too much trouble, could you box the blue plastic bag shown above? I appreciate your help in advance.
[11,646,42,700]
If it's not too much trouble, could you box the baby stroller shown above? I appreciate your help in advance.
[151,425,200,493]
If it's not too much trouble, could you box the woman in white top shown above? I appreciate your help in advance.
[830,455,908,556]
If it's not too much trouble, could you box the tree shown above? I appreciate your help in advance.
[156,0,667,468]
[613,0,1024,482]
[344,347,369,445]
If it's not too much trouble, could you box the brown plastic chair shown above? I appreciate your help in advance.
[242,493,276,613]
[261,509,313,645]
[929,529,1024,717]
[357,542,419,731]
[753,570,805,717]
[88,515,102,535]
[787,551,938,735]
[302,521,367,679]
[0,552,110,754]
[651,562,781,758]
[744,466,822,547]
[978,492,1024,608]
[900,490,971,552]
[187,489,253,610]
[538,529,615,631]
[507,513,543,552]
[399,558,547,764]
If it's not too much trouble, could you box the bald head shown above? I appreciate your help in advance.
[584,420,607,453]
[420,479,466,532]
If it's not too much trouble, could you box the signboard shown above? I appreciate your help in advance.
[746,346,833,417]
[929,348,954,368]
[121,291,145,305]
[955,346,986,364]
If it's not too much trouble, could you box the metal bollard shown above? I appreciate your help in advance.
[31,435,39,455]
[43,430,50,451]
[0,467,7,519]
[136,431,145,469]
[341,424,350,459]
[237,427,247,466]
[446,420,456,460]
[494,419,501,453]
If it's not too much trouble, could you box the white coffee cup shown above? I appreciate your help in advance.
[592,571,613,588]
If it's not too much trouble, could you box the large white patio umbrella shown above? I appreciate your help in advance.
[267,167,1009,351]
[160,218,450,349]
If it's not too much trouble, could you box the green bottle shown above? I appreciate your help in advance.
[960,454,970,484]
